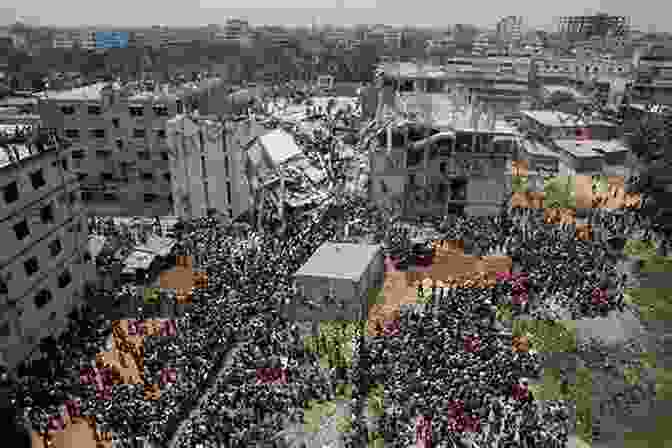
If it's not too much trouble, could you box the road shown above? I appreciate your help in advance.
[167,342,246,448]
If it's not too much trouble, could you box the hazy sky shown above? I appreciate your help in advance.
[1,1,668,31]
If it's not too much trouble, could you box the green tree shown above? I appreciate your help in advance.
[543,175,576,209]
[626,103,672,257]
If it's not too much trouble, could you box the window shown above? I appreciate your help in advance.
[103,193,118,201]
[60,105,75,115]
[440,162,447,174]
[0,322,9,337]
[60,159,68,171]
[133,129,146,139]
[161,152,169,160]
[24,257,39,276]
[71,150,85,159]
[3,181,18,203]
[163,173,171,182]
[40,204,55,224]
[112,118,120,128]
[138,151,151,160]
[408,174,416,186]
[89,129,106,139]
[65,129,80,139]
[101,172,114,181]
[81,191,93,201]
[176,100,183,114]
[115,139,124,150]
[226,182,232,204]
[224,157,229,177]
[144,193,157,202]
[88,105,101,115]
[200,156,207,178]
[68,191,77,204]
[141,172,154,181]
[155,129,166,139]
[153,105,169,117]
[96,150,111,160]
[34,289,52,308]
[129,106,144,117]
[30,169,46,190]
[58,270,72,288]
[13,220,29,240]
[49,238,62,256]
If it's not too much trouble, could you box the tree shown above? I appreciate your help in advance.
[626,103,672,256]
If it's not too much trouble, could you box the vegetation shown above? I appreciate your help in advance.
[303,320,361,370]
[623,239,657,259]
[512,319,578,354]
[367,384,385,418]
[573,367,594,445]
[543,175,576,209]
[512,175,529,194]
[303,400,337,433]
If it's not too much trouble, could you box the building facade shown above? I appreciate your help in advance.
[378,60,534,115]
[632,43,672,105]
[497,16,523,48]
[367,102,518,218]
[0,125,92,368]
[293,242,384,321]
[166,113,251,221]
[559,14,630,42]
[38,79,232,217]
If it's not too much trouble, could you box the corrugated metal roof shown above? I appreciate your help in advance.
[135,236,177,258]
[553,140,602,157]
[258,129,302,165]
[88,235,107,259]
[122,250,156,271]
[295,242,382,281]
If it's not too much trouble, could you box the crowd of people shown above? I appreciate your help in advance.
[0,168,655,448]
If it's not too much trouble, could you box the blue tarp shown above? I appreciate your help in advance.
[95,32,129,49]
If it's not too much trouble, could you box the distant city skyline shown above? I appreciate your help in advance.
[0,1,668,32]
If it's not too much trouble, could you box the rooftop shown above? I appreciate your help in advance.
[0,123,55,169]
[542,85,588,99]
[295,242,382,281]
[257,129,303,166]
[575,139,629,154]
[521,138,558,158]
[44,82,107,101]
[553,139,603,158]
[122,250,156,272]
[521,110,599,127]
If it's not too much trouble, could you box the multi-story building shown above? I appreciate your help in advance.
[50,28,97,50]
[518,110,628,179]
[51,29,78,49]
[0,123,92,368]
[38,79,232,217]
[559,13,630,42]
[220,19,252,45]
[165,112,254,220]
[366,25,403,48]
[377,60,533,115]
[497,16,523,48]
[472,32,494,56]
[366,90,518,218]
[631,42,672,105]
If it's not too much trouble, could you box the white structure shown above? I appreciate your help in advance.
[0,125,92,368]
